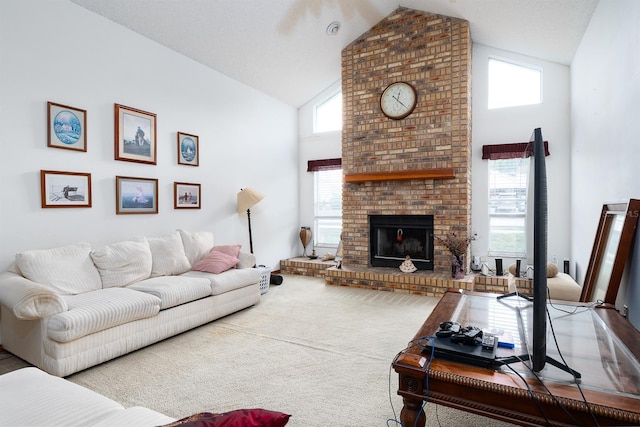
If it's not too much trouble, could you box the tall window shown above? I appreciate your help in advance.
[308,159,342,246]
[314,168,342,246]
[488,58,542,109]
[488,158,529,257]
[314,91,342,133]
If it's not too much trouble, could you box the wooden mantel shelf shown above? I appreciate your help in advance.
[344,168,455,183]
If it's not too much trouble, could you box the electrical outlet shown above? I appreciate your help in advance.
[622,305,629,317]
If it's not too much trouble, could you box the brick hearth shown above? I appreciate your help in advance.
[280,258,532,298]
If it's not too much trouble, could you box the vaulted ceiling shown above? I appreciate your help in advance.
[71,0,599,107]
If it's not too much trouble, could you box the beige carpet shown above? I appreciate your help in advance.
[67,275,515,427]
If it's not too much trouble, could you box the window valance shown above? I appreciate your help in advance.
[482,141,550,160]
[307,158,342,172]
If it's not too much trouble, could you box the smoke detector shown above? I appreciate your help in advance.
[326,21,341,36]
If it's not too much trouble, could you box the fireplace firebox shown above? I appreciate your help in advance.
[369,215,434,270]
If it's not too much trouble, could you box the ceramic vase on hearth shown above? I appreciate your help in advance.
[299,226,312,256]
[452,254,465,279]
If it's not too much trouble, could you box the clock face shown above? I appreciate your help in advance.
[380,82,417,119]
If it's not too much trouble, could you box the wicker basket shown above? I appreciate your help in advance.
[257,265,271,294]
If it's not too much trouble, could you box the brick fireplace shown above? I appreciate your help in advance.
[340,7,472,277]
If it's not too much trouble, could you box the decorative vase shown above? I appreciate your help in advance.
[299,226,312,256]
[451,254,465,279]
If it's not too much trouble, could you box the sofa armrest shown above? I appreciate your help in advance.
[0,271,67,320]
[237,251,256,269]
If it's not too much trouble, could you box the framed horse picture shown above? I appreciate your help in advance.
[174,182,201,209]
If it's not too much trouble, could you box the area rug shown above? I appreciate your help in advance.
[68,275,515,427]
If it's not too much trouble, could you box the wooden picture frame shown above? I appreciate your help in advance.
[115,176,158,214]
[47,102,87,152]
[114,104,157,164]
[40,170,91,208]
[580,199,640,304]
[177,132,199,166]
[174,182,201,209]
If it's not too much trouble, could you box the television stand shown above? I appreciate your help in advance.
[497,353,582,378]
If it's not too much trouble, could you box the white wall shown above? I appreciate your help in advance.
[472,44,572,270]
[571,0,640,323]
[0,0,298,273]
[297,81,342,256]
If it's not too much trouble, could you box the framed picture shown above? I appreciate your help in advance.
[174,182,201,209]
[177,132,199,166]
[115,176,158,214]
[47,102,87,152]
[114,104,157,164]
[40,170,91,208]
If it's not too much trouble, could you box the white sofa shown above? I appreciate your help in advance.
[0,367,176,426]
[0,229,262,377]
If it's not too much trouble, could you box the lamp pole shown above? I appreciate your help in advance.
[246,208,254,254]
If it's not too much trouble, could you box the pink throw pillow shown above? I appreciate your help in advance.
[191,251,238,274]
[210,244,242,258]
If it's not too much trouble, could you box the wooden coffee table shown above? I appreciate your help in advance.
[392,290,640,426]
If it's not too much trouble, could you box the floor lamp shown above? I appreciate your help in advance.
[237,188,264,254]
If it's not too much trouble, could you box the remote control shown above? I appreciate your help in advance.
[481,333,496,350]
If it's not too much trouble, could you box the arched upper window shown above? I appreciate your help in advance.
[488,58,542,109]
[314,91,342,133]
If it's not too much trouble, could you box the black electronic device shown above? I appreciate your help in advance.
[515,259,521,277]
[450,326,482,345]
[422,333,497,369]
[436,321,461,338]
[495,258,503,276]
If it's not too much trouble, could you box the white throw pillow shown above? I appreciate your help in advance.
[177,229,214,265]
[15,242,102,295]
[147,231,191,277]
[90,237,152,288]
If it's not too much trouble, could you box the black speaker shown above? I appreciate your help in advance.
[515,259,521,278]
[270,274,283,285]
[564,260,570,275]
[495,258,503,276]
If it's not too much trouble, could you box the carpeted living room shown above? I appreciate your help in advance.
[2,0,640,426]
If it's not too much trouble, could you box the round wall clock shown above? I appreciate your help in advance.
[380,81,417,120]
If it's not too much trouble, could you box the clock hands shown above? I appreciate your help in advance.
[392,91,408,109]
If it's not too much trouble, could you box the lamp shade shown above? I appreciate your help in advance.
[237,188,264,213]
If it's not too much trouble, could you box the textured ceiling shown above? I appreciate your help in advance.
[70,0,599,107]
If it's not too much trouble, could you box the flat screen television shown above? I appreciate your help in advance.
[500,128,579,377]
[531,127,547,373]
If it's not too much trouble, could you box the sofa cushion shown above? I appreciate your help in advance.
[148,232,192,277]
[93,407,175,426]
[181,268,261,296]
[191,251,239,274]
[15,242,102,295]
[47,288,161,343]
[127,276,212,310]
[90,238,152,288]
[178,229,214,266]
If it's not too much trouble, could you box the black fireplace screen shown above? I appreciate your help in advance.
[369,215,434,270]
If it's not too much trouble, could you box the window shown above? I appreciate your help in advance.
[314,91,342,133]
[488,58,541,109]
[488,158,529,257]
[314,168,342,246]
